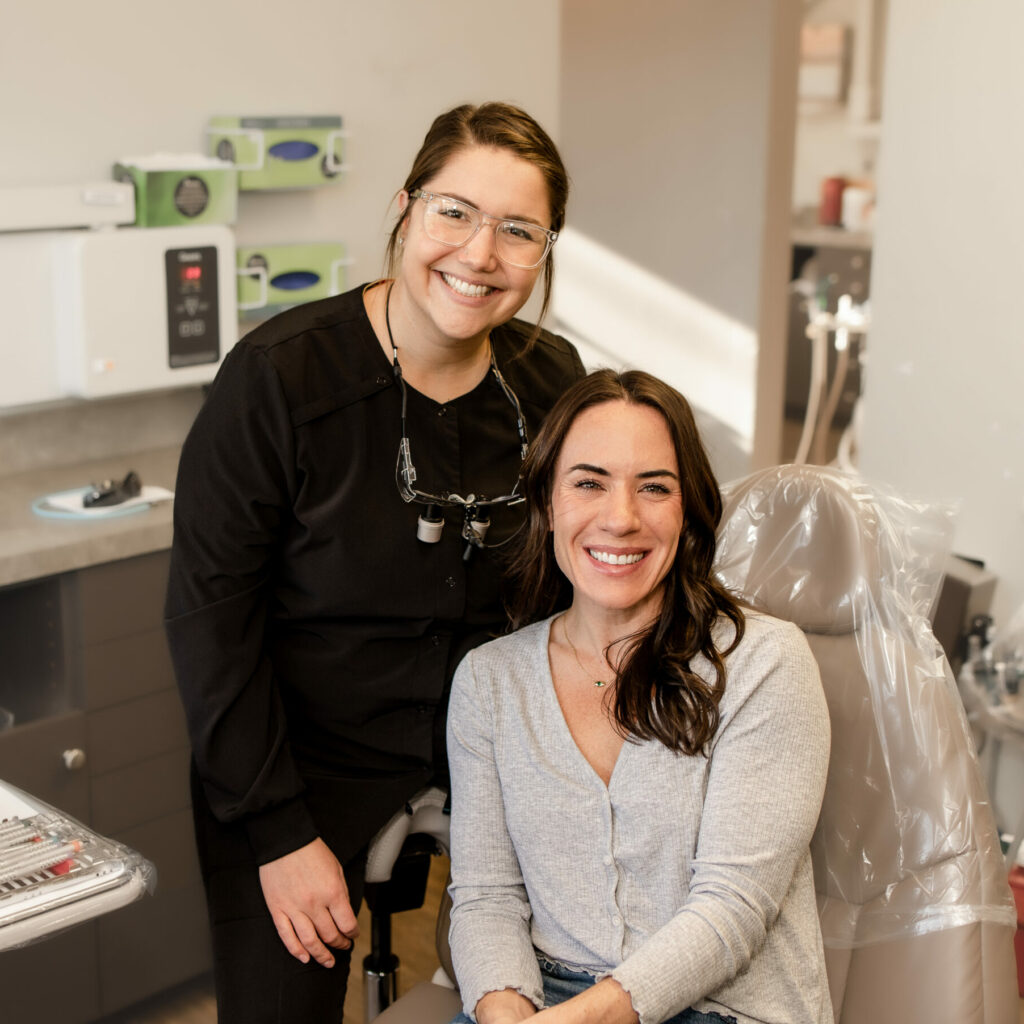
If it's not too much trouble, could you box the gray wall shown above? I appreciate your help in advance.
[557,0,800,468]
[560,0,796,331]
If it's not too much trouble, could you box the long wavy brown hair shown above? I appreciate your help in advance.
[505,370,745,755]
[384,102,569,344]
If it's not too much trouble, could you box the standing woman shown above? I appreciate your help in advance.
[165,102,585,1024]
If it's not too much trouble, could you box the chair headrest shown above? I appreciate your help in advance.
[716,464,1014,949]
[716,464,872,634]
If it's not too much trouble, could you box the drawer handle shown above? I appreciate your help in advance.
[62,748,87,772]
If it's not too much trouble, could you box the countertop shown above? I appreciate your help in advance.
[791,223,873,250]
[790,209,873,251]
[0,446,180,588]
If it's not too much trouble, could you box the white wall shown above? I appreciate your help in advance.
[0,0,561,300]
[861,0,1024,626]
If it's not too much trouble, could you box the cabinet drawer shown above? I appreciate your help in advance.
[76,551,170,644]
[86,688,189,776]
[90,746,192,835]
[97,881,210,1015]
[82,626,177,710]
[0,921,100,1024]
[0,711,90,822]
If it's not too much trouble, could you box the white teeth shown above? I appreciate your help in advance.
[442,272,494,298]
[588,549,644,565]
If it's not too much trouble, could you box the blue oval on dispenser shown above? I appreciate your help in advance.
[271,270,321,291]
[268,140,320,162]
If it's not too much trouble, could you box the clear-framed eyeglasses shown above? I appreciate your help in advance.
[409,189,557,269]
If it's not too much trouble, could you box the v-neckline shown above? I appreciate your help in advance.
[542,616,628,790]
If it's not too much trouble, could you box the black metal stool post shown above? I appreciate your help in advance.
[362,788,450,1023]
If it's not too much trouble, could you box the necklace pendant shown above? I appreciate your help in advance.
[594,680,607,688]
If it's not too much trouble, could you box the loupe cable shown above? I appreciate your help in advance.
[384,282,529,551]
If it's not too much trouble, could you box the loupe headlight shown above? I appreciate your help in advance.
[416,503,444,544]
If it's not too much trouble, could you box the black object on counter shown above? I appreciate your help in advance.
[83,470,142,508]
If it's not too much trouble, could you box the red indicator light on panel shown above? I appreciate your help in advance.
[182,266,202,281]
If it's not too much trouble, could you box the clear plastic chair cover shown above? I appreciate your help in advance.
[714,464,1015,948]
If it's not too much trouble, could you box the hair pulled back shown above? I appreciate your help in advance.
[385,102,569,339]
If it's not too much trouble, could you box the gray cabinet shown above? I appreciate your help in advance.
[0,551,210,1022]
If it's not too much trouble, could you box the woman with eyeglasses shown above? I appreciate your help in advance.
[165,102,585,1024]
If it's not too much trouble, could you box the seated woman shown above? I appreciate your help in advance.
[445,370,833,1024]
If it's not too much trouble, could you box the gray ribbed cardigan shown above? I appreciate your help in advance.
[446,611,833,1024]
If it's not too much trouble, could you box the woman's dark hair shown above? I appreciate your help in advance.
[384,102,569,343]
[505,369,745,755]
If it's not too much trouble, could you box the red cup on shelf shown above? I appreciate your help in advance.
[819,176,846,227]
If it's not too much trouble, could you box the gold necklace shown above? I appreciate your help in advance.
[562,616,611,688]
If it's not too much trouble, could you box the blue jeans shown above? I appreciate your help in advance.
[447,955,737,1023]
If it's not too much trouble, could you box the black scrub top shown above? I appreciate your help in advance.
[165,285,585,864]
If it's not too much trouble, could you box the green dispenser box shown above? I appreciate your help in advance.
[236,242,350,319]
[113,153,238,227]
[206,116,347,190]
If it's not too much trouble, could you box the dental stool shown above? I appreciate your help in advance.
[716,464,1018,1024]
[362,786,459,1023]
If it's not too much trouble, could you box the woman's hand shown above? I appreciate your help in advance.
[475,988,539,1022]
[531,978,639,1024]
[258,838,359,967]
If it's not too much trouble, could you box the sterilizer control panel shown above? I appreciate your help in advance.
[165,245,221,367]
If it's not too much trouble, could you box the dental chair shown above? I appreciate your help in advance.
[373,464,1019,1024]
[716,464,1017,1023]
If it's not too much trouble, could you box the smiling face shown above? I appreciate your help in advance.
[393,144,552,347]
[549,400,684,625]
